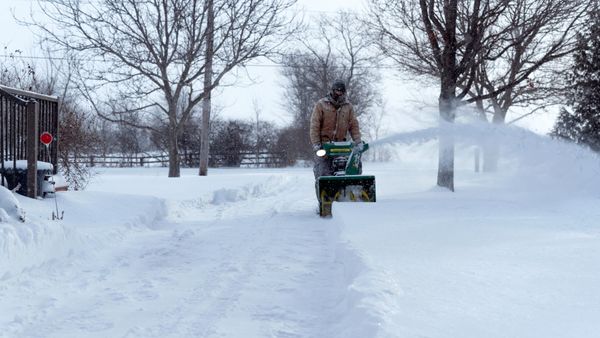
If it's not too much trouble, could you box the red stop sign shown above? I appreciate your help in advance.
[40,132,53,146]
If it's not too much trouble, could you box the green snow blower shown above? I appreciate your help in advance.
[316,141,376,217]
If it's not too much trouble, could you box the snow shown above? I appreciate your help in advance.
[2,160,54,171]
[1,124,600,337]
[0,186,25,223]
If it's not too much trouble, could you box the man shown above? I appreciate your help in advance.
[309,79,363,178]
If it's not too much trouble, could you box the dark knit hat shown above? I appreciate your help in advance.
[331,79,346,93]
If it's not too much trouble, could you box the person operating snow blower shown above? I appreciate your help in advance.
[310,79,363,177]
[310,80,376,217]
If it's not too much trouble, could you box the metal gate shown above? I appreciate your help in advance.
[0,84,59,195]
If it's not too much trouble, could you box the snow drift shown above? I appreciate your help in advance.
[0,190,167,280]
[0,186,25,223]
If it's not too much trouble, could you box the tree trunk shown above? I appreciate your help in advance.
[482,104,506,172]
[437,69,456,191]
[482,140,499,172]
[437,94,455,191]
[474,98,487,172]
[199,98,211,176]
[434,0,459,192]
[199,0,214,176]
[167,121,181,177]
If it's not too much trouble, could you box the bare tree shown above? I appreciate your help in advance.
[370,0,590,179]
[114,118,148,159]
[58,101,98,190]
[95,119,118,158]
[210,119,253,167]
[29,0,298,177]
[472,0,588,122]
[248,102,280,168]
[0,48,39,91]
[150,114,201,166]
[483,0,588,171]
[281,11,381,160]
[370,0,510,190]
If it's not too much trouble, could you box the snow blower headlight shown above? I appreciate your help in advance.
[316,149,327,157]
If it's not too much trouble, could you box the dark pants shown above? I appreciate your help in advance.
[313,156,333,199]
[313,155,334,179]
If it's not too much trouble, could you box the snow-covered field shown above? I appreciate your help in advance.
[2,125,600,338]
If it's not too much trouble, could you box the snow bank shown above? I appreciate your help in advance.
[0,217,72,280]
[1,188,72,279]
[209,175,296,206]
[1,191,167,279]
[0,186,25,223]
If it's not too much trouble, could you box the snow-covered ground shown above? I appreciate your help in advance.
[2,124,600,337]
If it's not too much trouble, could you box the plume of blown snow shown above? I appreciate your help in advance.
[370,122,600,195]
[473,123,600,195]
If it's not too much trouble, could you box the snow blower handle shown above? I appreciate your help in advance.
[316,141,369,158]
[345,142,368,175]
[353,141,365,152]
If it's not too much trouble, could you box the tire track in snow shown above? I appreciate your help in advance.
[149,174,343,337]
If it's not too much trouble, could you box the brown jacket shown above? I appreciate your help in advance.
[309,95,361,145]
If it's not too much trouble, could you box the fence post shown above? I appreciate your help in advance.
[26,100,39,198]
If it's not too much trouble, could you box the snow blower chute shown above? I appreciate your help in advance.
[316,142,376,217]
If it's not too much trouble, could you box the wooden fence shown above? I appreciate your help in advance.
[69,151,287,168]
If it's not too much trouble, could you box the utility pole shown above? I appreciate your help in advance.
[26,100,39,198]
[199,0,214,176]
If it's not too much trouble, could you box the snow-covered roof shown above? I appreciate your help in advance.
[2,160,54,171]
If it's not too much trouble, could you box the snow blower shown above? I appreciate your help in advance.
[315,141,376,217]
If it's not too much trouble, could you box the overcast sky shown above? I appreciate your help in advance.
[5,0,364,50]
[0,0,555,134]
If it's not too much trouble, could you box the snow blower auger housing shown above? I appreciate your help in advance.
[316,141,376,217]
